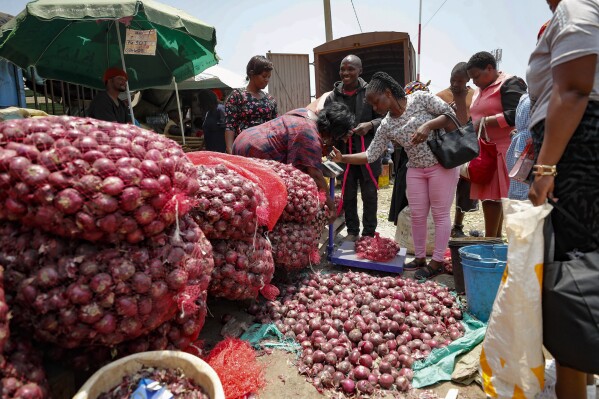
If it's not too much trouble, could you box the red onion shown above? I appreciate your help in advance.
[0,117,198,243]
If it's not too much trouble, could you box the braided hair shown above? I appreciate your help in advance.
[317,102,355,140]
[366,72,406,100]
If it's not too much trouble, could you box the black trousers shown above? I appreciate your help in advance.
[343,165,378,236]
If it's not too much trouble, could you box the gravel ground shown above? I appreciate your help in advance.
[337,180,488,245]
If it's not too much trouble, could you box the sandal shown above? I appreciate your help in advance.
[414,261,444,280]
[404,258,426,271]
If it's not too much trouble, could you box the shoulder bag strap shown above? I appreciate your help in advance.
[442,112,462,129]
[478,118,490,141]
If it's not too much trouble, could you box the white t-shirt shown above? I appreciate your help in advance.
[526,0,599,129]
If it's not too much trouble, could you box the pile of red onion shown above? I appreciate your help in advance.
[0,214,213,348]
[191,164,266,240]
[355,233,401,262]
[255,160,321,224]
[254,272,464,394]
[0,337,49,399]
[209,236,275,300]
[0,116,199,244]
[97,367,210,399]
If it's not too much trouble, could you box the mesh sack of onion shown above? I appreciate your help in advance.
[44,289,208,372]
[354,233,400,262]
[0,336,50,399]
[0,116,199,244]
[0,267,8,354]
[254,159,322,224]
[0,214,213,349]
[190,164,267,240]
[254,272,464,395]
[269,222,321,271]
[209,235,276,301]
[186,151,287,231]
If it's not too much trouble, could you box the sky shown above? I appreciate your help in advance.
[2,0,553,95]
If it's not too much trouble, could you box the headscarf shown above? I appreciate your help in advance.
[404,80,431,95]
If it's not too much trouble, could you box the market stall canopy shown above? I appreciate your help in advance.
[0,0,218,91]
[155,65,245,90]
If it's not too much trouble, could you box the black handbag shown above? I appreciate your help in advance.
[543,198,599,373]
[427,113,480,169]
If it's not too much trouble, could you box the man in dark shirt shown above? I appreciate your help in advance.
[88,67,131,123]
[324,54,382,241]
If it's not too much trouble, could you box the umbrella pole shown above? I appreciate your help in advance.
[173,77,186,145]
[115,22,136,124]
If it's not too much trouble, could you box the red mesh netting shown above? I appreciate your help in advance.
[269,222,321,270]
[259,284,280,301]
[0,116,199,244]
[209,236,274,300]
[354,233,400,262]
[205,338,266,399]
[190,164,266,240]
[0,267,8,354]
[186,151,286,231]
[43,290,209,371]
[0,214,213,348]
[0,336,50,399]
[253,159,321,224]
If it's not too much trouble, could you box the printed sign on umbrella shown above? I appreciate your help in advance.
[0,0,218,139]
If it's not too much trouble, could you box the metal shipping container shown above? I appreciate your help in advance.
[266,52,311,114]
[313,32,416,97]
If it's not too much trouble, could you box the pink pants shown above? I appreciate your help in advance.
[406,164,459,262]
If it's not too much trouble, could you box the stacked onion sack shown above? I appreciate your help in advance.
[190,163,276,300]
[0,117,214,364]
[255,160,326,271]
[255,272,464,396]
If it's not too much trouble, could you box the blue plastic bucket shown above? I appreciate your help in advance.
[459,244,507,269]
[460,244,508,322]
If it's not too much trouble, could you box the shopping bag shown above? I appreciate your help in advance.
[467,120,498,184]
[480,199,552,398]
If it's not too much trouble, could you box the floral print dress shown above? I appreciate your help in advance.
[224,88,278,137]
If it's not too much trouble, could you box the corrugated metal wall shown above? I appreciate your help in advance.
[266,53,311,114]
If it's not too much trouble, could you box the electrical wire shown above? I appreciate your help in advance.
[423,0,450,28]
[350,0,363,32]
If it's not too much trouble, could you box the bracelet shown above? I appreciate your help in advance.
[533,164,557,176]
[370,121,375,131]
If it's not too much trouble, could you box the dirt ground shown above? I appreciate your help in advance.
[196,180,489,399]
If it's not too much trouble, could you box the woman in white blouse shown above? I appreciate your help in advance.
[331,72,459,279]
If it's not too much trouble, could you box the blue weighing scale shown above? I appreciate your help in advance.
[326,176,407,274]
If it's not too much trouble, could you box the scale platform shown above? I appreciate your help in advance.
[331,241,407,274]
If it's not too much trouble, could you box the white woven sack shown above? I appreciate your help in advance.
[394,206,435,256]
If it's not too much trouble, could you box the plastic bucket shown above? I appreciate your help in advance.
[459,244,508,268]
[460,244,508,322]
[448,237,503,294]
[462,262,506,322]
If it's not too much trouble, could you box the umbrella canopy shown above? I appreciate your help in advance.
[0,0,218,91]
[155,65,245,90]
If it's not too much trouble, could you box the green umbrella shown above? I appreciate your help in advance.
[0,0,218,91]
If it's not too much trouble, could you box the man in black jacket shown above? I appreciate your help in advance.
[324,55,382,240]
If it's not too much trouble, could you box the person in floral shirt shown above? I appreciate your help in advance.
[224,55,278,153]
